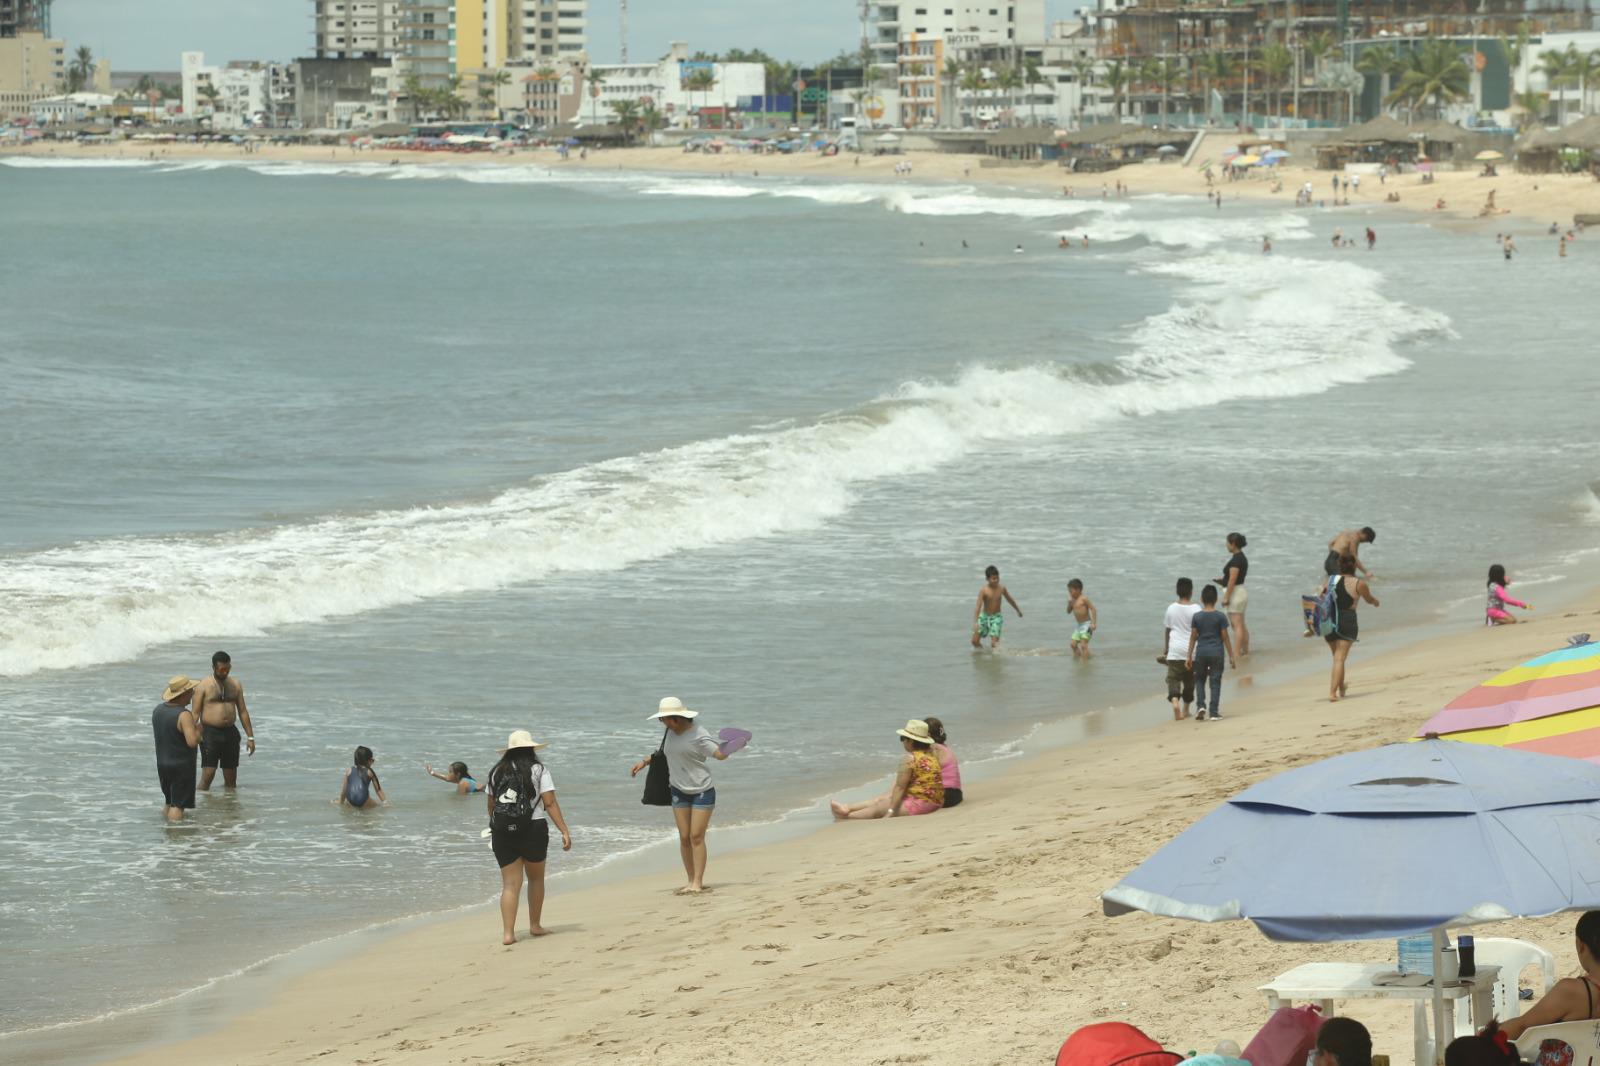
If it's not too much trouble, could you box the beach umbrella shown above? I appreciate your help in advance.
[1102,739,1600,1063]
[1414,643,1600,761]
[1233,154,1261,166]
[1475,149,1504,161]
[1157,144,1179,153]
[1263,148,1291,160]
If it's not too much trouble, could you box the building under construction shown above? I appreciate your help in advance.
[0,0,52,37]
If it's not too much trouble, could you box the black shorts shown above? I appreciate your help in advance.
[1324,551,1344,576]
[200,724,240,770]
[943,787,964,809]
[158,763,196,809]
[491,817,549,868]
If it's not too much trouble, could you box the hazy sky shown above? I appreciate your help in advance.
[54,0,1078,70]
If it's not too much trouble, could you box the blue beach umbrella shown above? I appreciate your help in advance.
[1103,740,1600,1059]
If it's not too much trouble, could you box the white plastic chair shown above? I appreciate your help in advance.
[1409,937,1557,1048]
[1513,1019,1600,1064]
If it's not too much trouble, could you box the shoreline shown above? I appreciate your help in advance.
[5,140,1598,230]
[12,578,1599,1065]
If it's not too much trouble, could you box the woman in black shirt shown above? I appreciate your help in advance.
[1218,532,1250,657]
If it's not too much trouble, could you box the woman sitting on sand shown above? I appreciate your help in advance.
[1499,912,1600,1039]
[830,720,946,820]
[1325,555,1378,702]
[926,717,963,808]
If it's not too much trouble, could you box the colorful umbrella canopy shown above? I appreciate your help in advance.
[1414,643,1600,760]
[1475,149,1504,161]
[1233,154,1261,166]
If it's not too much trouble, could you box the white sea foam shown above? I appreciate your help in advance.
[0,247,1447,678]
[637,178,1124,218]
[1056,211,1313,249]
[0,157,160,169]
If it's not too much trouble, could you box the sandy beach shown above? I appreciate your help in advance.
[6,138,1599,230]
[30,590,1584,1066]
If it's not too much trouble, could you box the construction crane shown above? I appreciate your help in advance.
[619,0,628,62]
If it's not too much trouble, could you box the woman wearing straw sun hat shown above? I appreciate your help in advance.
[486,730,572,945]
[152,675,203,822]
[630,697,728,895]
[829,720,947,821]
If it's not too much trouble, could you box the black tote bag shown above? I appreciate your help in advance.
[641,727,672,806]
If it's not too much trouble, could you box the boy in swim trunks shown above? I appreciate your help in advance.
[971,565,1023,650]
[1067,578,1097,659]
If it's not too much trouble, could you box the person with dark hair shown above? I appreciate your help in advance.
[1316,1016,1373,1066]
[972,564,1023,650]
[1499,911,1600,1038]
[1067,578,1098,659]
[924,716,962,808]
[425,760,481,794]
[1218,533,1250,657]
[489,730,572,944]
[1446,1021,1521,1066]
[1326,555,1380,702]
[1325,527,1377,580]
[1485,564,1533,626]
[338,746,386,808]
[1162,578,1199,721]
[830,720,946,820]
[630,698,727,895]
[1187,585,1236,722]
[152,675,202,822]
[193,650,256,791]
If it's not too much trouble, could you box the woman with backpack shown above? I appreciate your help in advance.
[487,730,572,945]
[1324,555,1379,702]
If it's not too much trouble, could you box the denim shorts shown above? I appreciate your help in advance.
[669,786,716,809]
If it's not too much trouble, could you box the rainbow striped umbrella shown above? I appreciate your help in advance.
[1415,643,1600,762]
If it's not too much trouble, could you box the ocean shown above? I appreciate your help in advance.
[1,154,1597,1041]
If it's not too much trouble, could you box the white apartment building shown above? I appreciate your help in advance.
[516,0,588,61]
[870,2,1046,126]
[30,90,114,124]
[586,42,763,127]
[181,52,275,130]
[314,0,403,59]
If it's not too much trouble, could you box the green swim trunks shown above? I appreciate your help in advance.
[1072,619,1094,643]
[977,612,1003,639]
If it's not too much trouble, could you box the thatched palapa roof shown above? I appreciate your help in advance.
[1338,114,1418,144]
[989,126,1062,147]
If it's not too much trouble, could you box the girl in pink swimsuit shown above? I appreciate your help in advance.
[925,717,963,808]
[830,719,946,819]
[1485,564,1532,625]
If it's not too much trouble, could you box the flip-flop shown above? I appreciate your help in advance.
[718,728,752,756]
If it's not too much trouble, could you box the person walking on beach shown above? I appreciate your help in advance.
[630,698,726,895]
[193,651,255,791]
[1365,227,1376,250]
[1162,579,1200,721]
[971,565,1023,650]
[1218,532,1250,657]
[1187,585,1236,721]
[152,675,202,822]
[1067,578,1097,659]
[1325,555,1379,702]
[489,730,571,943]
[1485,564,1533,625]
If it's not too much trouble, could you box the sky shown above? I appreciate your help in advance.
[54,0,1078,71]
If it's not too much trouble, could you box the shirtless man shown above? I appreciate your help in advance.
[971,565,1023,650]
[1325,527,1376,580]
[194,651,256,790]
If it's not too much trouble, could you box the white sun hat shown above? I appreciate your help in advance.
[648,696,698,720]
[499,729,548,752]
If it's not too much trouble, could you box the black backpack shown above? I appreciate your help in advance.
[490,764,538,824]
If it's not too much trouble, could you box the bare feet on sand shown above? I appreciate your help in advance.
[502,933,516,945]
[528,926,551,937]
[829,801,850,819]
[675,885,706,895]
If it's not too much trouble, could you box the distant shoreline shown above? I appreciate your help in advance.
[5,139,1598,231]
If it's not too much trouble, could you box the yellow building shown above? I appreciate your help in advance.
[0,29,64,116]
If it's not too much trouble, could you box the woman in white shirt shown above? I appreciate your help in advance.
[487,730,572,945]
[630,697,728,895]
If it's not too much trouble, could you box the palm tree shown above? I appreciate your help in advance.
[1386,39,1470,121]
[1070,58,1095,128]
[1512,88,1549,129]
[584,66,608,124]
[994,65,1022,126]
[1143,57,1182,126]
[958,65,988,127]
[485,69,511,120]
[1102,59,1130,121]
[1023,58,1048,126]
[1355,43,1400,116]
[684,67,716,125]
[66,45,93,93]
[943,57,962,128]
[609,98,640,140]
[198,82,221,122]
[1197,53,1232,121]
[1260,44,1294,120]
[1537,46,1579,125]
[1499,22,1531,98]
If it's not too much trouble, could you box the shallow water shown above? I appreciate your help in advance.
[1,156,1597,1034]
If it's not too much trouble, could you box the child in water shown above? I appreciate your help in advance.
[1067,578,1097,659]
[425,761,481,794]
[1485,564,1533,625]
[339,746,388,808]
[972,565,1023,650]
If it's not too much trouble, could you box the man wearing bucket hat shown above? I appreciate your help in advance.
[152,675,203,822]
[630,697,728,895]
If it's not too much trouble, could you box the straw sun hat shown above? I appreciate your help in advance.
[895,719,935,744]
[648,696,698,721]
[161,675,199,702]
[499,729,548,753]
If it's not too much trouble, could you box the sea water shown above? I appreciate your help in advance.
[1,156,1597,1037]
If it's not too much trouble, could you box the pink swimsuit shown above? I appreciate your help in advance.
[1486,583,1527,624]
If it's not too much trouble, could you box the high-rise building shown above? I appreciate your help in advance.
[0,27,62,116]
[312,1,403,60]
[0,0,52,38]
[397,1,587,90]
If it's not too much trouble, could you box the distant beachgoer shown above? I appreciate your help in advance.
[1262,235,1272,254]
[1485,564,1533,625]
[1331,228,1342,248]
[1101,183,1108,198]
[152,675,201,822]
[193,651,255,791]
[1351,174,1360,193]
[1503,235,1516,261]
[629,698,726,895]
[1325,527,1376,580]
[1317,1016,1373,1066]
[1059,235,1070,249]
[426,761,481,794]
[1325,555,1379,702]
[1499,912,1600,1039]
[1561,236,1569,257]
[338,746,387,808]
[1082,233,1089,246]
[489,729,571,941]
[1067,578,1097,659]
[925,717,962,808]
[972,564,1023,650]
[1218,533,1249,656]
[1435,197,1446,210]
[1365,227,1376,249]
[1187,585,1236,721]
[830,719,946,820]
[1014,243,1024,254]
[1162,578,1200,721]
[1550,222,1560,235]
